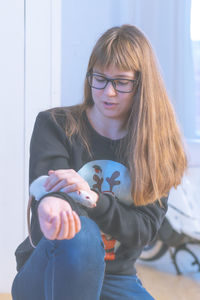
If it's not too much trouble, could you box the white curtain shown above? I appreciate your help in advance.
[118,0,195,138]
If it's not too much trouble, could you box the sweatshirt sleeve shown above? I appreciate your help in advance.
[29,110,87,216]
[86,192,168,248]
[29,110,71,183]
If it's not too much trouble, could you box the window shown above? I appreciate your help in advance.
[191,0,200,137]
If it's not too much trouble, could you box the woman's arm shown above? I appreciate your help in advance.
[29,110,71,184]
[28,110,88,243]
[86,192,168,248]
[29,110,98,206]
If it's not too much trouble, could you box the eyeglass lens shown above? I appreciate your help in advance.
[88,74,137,93]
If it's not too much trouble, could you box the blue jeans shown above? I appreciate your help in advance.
[12,217,155,300]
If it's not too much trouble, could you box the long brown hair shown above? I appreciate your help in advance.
[57,25,187,206]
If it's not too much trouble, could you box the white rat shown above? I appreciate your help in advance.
[29,175,96,208]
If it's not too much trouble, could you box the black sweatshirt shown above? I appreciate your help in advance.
[15,107,168,275]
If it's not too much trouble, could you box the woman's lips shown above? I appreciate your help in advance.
[103,101,118,108]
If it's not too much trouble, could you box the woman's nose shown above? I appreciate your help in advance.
[104,81,117,96]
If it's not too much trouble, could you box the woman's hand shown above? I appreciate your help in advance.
[38,196,81,240]
[44,169,90,193]
[44,169,98,204]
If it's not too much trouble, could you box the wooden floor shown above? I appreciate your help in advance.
[1,260,200,300]
[137,264,200,300]
[0,295,11,300]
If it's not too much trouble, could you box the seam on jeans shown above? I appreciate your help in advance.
[51,253,55,300]
[45,238,56,258]
[99,261,106,299]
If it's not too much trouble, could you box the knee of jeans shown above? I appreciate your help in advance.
[48,217,105,271]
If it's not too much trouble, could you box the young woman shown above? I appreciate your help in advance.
[12,25,187,300]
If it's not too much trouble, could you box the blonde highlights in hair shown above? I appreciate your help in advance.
[61,25,187,206]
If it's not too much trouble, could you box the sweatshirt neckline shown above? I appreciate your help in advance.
[83,111,127,144]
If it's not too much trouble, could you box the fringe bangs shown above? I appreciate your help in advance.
[93,37,138,72]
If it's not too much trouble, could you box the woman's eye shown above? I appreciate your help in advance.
[116,80,129,86]
[94,76,106,82]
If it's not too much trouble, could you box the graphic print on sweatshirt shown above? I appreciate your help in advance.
[78,160,132,260]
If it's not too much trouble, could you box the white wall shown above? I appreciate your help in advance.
[61,0,195,139]
[61,0,119,106]
[0,0,61,292]
[0,0,25,292]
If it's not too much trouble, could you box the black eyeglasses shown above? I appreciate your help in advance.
[87,72,139,93]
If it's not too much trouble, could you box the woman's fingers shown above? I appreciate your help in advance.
[44,170,74,191]
[48,170,55,176]
[41,211,81,240]
[44,173,54,188]
[48,179,68,192]
[44,174,63,191]
[62,183,78,193]
[72,211,81,233]
[66,211,76,239]
[44,169,90,193]
[56,210,81,240]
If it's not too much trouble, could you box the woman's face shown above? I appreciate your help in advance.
[90,65,136,123]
